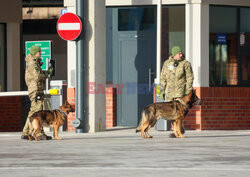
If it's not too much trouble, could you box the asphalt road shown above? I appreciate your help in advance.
[0,129,250,177]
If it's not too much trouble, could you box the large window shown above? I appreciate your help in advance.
[0,24,6,91]
[210,6,250,86]
[161,5,185,63]
[118,7,155,31]
[240,8,250,85]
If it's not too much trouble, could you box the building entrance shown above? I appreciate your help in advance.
[107,7,156,126]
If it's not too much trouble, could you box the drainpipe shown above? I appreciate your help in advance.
[73,0,84,133]
[155,0,162,84]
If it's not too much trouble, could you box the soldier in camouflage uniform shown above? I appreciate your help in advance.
[21,46,52,140]
[160,46,194,137]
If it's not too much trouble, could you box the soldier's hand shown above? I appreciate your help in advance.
[45,67,53,78]
[160,91,165,101]
[48,67,53,75]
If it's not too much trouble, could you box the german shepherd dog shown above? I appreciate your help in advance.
[136,90,202,139]
[28,100,75,141]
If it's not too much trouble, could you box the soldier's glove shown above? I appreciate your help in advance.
[160,91,165,101]
[185,90,190,95]
[45,67,53,78]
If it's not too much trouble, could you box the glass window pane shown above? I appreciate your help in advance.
[118,9,137,31]
[139,8,155,31]
[118,7,155,31]
[210,6,237,33]
[0,24,6,91]
[161,6,185,63]
[240,8,250,33]
[240,8,250,83]
[209,6,238,86]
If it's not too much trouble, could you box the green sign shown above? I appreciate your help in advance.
[25,41,52,70]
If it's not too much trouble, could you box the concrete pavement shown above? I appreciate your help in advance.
[0,129,250,177]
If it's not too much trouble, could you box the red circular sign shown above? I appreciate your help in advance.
[57,12,82,41]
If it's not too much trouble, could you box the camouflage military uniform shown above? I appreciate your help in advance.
[22,54,47,136]
[160,56,194,102]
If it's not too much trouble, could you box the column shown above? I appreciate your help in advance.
[7,23,21,91]
[186,2,209,87]
[86,0,106,132]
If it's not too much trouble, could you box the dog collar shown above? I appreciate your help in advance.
[178,100,189,110]
[58,108,67,117]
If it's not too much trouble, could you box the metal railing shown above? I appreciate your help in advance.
[0,91,28,97]
[0,89,59,97]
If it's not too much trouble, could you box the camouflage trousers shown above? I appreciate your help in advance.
[165,97,185,134]
[22,91,45,136]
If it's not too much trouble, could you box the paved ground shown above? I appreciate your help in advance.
[0,129,250,177]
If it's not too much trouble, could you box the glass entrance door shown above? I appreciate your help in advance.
[107,7,156,126]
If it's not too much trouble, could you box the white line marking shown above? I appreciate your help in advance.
[58,23,80,30]
[0,167,249,171]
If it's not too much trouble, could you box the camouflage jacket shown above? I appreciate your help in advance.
[25,54,47,94]
[160,56,194,99]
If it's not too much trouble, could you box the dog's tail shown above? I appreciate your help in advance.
[136,109,147,133]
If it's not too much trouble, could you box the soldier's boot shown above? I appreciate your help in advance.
[169,133,176,138]
[21,135,29,140]
[37,134,52,140]
[21,117,31,140]
[169,126,185,138]
[36,129,52,140]
[21,135,35,140]
[22,133,51,140]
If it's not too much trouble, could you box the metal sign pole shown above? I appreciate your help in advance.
[74,0,85,133]
[46,58,49,91]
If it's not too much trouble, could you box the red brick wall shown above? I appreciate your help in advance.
[0,97,22,132]
[67,86,250,131]
[0,88,77,132]
[106,87,117,128]
[67,87,118,130]
[67,88,76,131]
[184,87,250,130]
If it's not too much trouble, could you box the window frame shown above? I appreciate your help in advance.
[0,23,7,91]
[209,5,250,87]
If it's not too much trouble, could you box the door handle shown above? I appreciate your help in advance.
[149,68,155,92]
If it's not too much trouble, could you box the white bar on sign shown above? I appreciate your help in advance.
[58,23,80,30]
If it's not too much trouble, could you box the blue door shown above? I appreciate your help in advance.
[106,7,156,126]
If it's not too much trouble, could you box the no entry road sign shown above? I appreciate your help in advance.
[57,12,82,41]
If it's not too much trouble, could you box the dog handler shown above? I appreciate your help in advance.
[160,46,194,137]
[21,46,53,140]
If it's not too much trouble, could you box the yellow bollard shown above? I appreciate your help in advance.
[156,85,161,95]
[49,89,59,95]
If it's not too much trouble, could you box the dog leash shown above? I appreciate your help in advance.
[43,94,52,110]
[58,108,67,117]
[177,100,189,110]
